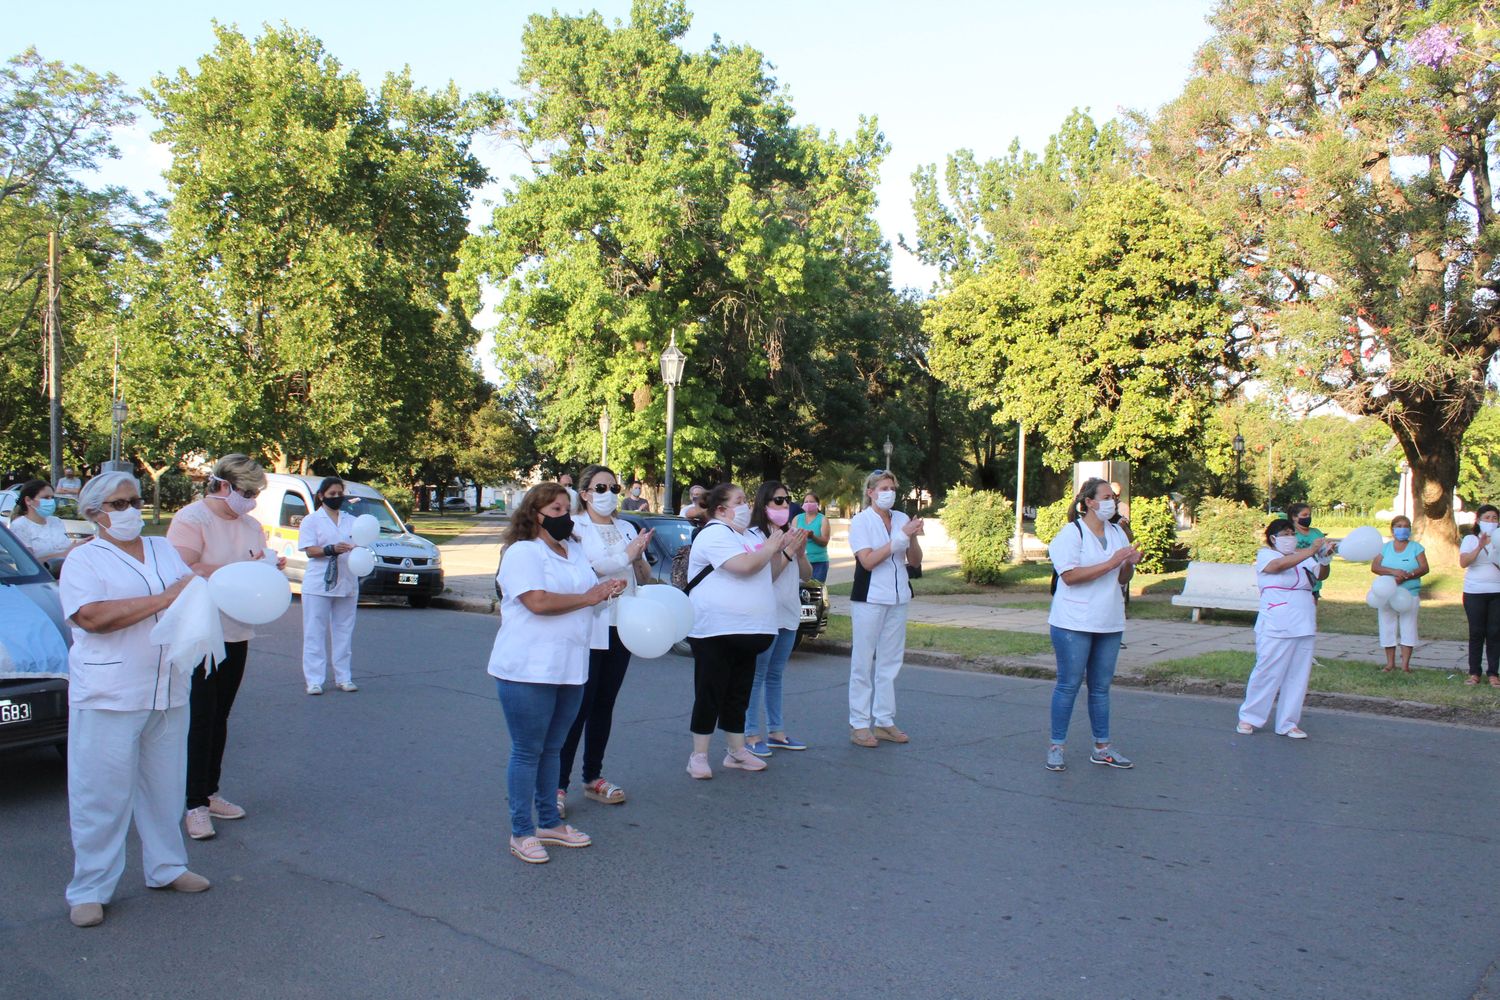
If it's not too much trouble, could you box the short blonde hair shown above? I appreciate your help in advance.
[864,470,898,494]
[211,453,267,492]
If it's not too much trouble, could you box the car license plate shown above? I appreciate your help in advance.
[799,606,817,622]
[0,700,32,726]
[397,573,419,586]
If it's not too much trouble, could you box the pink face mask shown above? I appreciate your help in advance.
[802,501,818,515]
[766,506,790,526]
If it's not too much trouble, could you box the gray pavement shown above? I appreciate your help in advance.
[2,604,1498,999]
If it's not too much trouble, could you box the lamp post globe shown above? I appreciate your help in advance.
[659,335,687,513]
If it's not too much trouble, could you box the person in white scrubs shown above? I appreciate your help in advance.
[60,472,211,928]
[297,476,359,695]
[1237,518,1335,738]
[8,478,84,565]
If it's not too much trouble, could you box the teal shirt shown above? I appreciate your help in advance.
[795,512,829,563]
[1294,526,1326,594]
[1378,539,1425,593]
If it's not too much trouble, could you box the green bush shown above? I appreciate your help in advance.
[375,484,414,521]
[1034,496,1073,544]
[152,469,196,511]
[1190,497,1265,563]
[1127,496,1175,574]
[941,487,1016,584]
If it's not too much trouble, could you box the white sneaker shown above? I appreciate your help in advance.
[185,806,215,840]
[336,682,358,693]
[306,684,323,696]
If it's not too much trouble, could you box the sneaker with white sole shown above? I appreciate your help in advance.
[1281,727,1309,739]
[336,682,358,693]
[723,747,767,771]
[1089,746,1134,769]
[185,806,215,840]
[306,684,323,696]
[686,752,712,779]
[207,795,245,820]
[1045,745,1066,772]
[536,824,592,848]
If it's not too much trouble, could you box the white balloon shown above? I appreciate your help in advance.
[1337,526,1384,562]
[208,561,292,626]
[351,514,380,547]
[637,584,695,642]
[1387,587,1415,613]
[1370,575,1398,601]
[615,595,676,659]
[1365,587,1387,610]
[348,547,376,578]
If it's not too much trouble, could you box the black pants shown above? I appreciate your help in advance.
[1463,592,1500,676]
[688,633,773,736]
[186,640,249,809]
[557,628,632,791]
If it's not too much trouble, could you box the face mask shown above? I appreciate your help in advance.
[35,498,56,517]
[1393,527,1411,542]
[731,504,752,530]
[1273,535,1297,554]
[1094,499,1117,520]
[630,487,641,497]
[589,491,618,516]
[322,495,345,510]
[803,501,818,515]
[1296,516,1312,529]
[213,490,258,516]
[541,512,574,541]
[101,506,144,542]
[1481,521,1499,537]
[874,490,896,511]
[766,506,790,526]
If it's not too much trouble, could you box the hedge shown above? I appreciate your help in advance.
[1128,496,1175,573]
[1033,496,1073,545]
[1189,497,1265,563]
[941,487,1016,584]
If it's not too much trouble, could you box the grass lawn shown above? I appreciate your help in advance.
[828,562,1054,597]
[407,511,485,546]
[1142,651,1500,717]
[140,510,175,537]
[823,613,1053,658]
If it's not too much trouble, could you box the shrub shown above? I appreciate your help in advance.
[941,487,1016,584]
[1034,496,1073,545]
[1127,496,1175,574]
[1190,498,1265,563]
[153,469,196,511]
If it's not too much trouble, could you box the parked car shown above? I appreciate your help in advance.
[0,520,70,756]
[440,496,472,512]
[251,474,444,608]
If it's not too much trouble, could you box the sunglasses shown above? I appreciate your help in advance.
[102,498,145,512]
[768,495,791,505]
[589,483,622,494]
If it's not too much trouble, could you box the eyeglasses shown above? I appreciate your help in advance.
[768,496,790,505]
[102,498,145,512]
[235,488,261,500]
[589,483,622,494]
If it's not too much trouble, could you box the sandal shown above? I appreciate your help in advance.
[509,835,549,864]
[583,778,626,804]
[850,728,878,748]
[1490,676,1500,688]
[1465,675,1480,685]
[536,824,592,848]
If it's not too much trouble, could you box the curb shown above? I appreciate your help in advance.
[431,594,497,615]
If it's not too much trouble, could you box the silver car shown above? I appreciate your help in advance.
[0,521,70,756]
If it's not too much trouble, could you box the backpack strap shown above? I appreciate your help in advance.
[683,521,731,595]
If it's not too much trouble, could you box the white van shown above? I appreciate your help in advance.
[251,474,444,608]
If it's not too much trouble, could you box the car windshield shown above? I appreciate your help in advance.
[52,497,81,520]
[343,494,404,533]
[0,524,49,583]
[646,518,694,555]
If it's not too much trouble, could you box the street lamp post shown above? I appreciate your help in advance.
[1232,433,1245,502]
[110,398,128,464]
[659,334,687,514]
[599,408,611,466]
[883,436,893,472]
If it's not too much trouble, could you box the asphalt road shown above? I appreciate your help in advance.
[2,605,1497,1000]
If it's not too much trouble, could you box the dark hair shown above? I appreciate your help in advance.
[1067,478,1111,524]
[1474,504,1500,534]
[502,483,574,546]
[314,476,345,509]
[803,491,820,503]
[11,479,49,520]
[749,481,787,534]
[1285,502,1311,521]
[703,482,741,521]
[1264,518,1295,546]
[575,464,616,513]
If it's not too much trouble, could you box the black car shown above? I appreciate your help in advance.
[0,522,70,756]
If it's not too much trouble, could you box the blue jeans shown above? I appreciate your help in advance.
[496,680,584,838]
[809,561,829,583]
[1048,626,1122,745]
[745,627,796,739]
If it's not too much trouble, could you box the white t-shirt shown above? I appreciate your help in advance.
[1047,519,1130,633]
[489,538,596,684]
[60,537,193,710]
[9,515,70,560]
[575,516,639,649]
[748,526,802,632]
[1461,534,1500,594]
[687,521,776,638]
[296,506,358,598]
[848,507,913,606]
[1253,546,1318,638]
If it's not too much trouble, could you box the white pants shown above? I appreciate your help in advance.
[1239,633,1315,734]
[66,705,190,905]
[1378,597,1419,648]
[848,601,908,728]
[302,594,357,687]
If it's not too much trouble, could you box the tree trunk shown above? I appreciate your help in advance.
[1393,422,1461,566]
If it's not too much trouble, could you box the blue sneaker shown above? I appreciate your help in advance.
[745,739,773,758]
[1089,746,1133,769]
[766,734,807,751]
[1045,745,1066,772]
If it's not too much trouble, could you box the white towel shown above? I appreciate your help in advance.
[149,576,226,675]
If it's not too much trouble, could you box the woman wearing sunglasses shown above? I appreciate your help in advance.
[744,481,811,756]
[59,473,208,928]
[556,465,654,815]
[167,454,283,842]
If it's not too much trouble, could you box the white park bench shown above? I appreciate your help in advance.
[1171,561,1260,622]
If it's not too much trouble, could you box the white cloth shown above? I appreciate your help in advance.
[65,703,190,905]
[302,593,357,686]
[148,576,225,674]
[59,537,193,711]
[9,514,70,559]
[296,506,357,598]
[848,600,908,728]
[749,527,802,631]
[1253,547,1318,638]
[1378,597,1419,648]
[848,507,913,606]
[575,516,639,648]
[489,538,596,684]
[1239,633,1315,734]
[1460,535,1500,594]
[687,521,776,638]
[1047,520,1130,632]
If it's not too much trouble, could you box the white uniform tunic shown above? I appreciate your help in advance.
[1047,519,1131,633]
[296,506,358,598]
[574,516,639,650]
[1240,547,1319,734]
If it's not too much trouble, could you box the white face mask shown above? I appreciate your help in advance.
[100,505,144,542]
[1094,499,1117,520]
[874,490,896,510]
[1481,521,1499,536]
[1273,535,1297,554]
[731,503,752,530]
[589,491,618,516]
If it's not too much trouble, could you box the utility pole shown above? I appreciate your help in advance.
[45,232,63,486]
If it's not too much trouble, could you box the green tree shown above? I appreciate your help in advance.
[1459,399,1500,504]
[1144,0,1500,561]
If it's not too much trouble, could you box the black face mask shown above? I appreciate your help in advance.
[1296,516,1311,528]
[541,513,574,542]
[322,495,346,510]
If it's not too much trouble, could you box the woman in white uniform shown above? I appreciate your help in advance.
[8,478,84,565]
[297,476,359,694]
[60,472,211,928]
[1237,517,1334,738]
